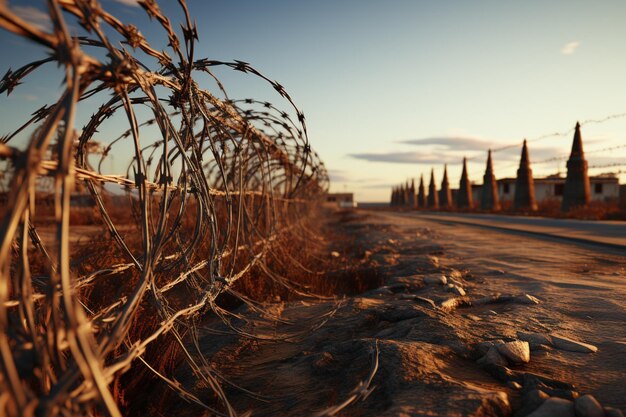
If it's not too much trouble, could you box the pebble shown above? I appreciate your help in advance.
[414,296,437,308]
[448,269,463,280]
[478,346,509,367]
[465,314,482,322]
[507,381,522,390]
[496,340,530,364]
[551,335,598,353]
[514,294,541,304]
[527,397,575,417]
[605,407,625,417]
[476,340,505,356]
[451,285,466,296]
[330,251,340,258]
[523,389,550,413]
[424,274,447,285]
[399,294,416,300]
[473,294,502,305]
[574,395,604,417]
[517,331,553,348]
[440,297,468,311]
[448,277,463,287]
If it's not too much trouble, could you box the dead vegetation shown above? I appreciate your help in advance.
[0,1,337,416]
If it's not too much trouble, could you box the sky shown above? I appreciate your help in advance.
[2,0,626,201]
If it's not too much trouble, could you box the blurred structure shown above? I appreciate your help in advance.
[481,150,501,211]
[457,157,473,209]
[439,164,453,208]
[513,139,538,211]
[407,179,416,208]
[562,122,591,211]
[427,169,439,209]
[327,192,356,208]
[417,174,426,208]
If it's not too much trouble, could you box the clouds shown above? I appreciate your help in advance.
[349,151,451,165]
[11,6,51,32]
[561,41,580,55]
[350,135,499,165]
[399,136,495,151]
[348,135,567,167]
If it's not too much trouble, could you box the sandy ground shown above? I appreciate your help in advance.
[172,209,626,417]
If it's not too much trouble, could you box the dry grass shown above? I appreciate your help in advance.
[0,1,331,416]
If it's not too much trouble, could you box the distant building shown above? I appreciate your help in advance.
[326,192,356,208]
[470,174,619,205]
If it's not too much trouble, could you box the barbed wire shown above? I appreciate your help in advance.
[0,2,330,416]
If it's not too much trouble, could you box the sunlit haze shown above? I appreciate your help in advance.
[2,0,626,201]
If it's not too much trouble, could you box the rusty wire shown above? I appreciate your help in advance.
[0,1,328,416]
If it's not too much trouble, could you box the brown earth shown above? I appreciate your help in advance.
[169,209,626,416]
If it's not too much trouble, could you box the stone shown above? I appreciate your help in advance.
[473,294,502,305]
[551,335,598,353]
[574,395,604,417]
[521,372,577,393]
[424,274,447,285]
[451,285,466,296]
[483,363,520,383]
[527,397,575,417]
[478,346,509,367]
[440,297,469,311]
[414,296,437,308]
[534,344,554,352]
[476,340,505,356]
[517,331,553,348]
[522,389,550,413]
[448,269,463,280]
[448,277,463,287]
[604,407,624,417]
[514,294,541,304]
[497,340,530,364]
[507,381,522,390]
[465,314,482,322]
[330,251,340,258]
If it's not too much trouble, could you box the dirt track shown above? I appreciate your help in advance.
[172,209,626,416]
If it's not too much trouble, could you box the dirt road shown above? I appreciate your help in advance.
[173,209,626,417]
[413,211,626,249]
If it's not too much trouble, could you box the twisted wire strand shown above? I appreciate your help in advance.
[0,1,330,416]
